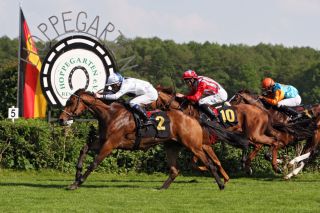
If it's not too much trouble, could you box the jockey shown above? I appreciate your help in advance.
[177,70,228,122]
[261,77,303,120]
[95,72,158,125]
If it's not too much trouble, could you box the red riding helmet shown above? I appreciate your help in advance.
[261,77,275,89]
[182,70,198,79]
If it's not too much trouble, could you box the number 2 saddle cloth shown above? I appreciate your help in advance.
[134,110,171,139]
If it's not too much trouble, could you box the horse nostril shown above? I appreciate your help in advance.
[58,119,64,125]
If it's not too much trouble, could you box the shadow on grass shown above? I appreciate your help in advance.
[0,178,200,190]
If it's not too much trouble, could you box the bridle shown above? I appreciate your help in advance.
[157,91,180,110]
[229,92,260,105]
[63,93,97,117]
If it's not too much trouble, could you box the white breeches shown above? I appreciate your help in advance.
[277,95,301,107]
[129,87,158,107]
[199,89,228,105]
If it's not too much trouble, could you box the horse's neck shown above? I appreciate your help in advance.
[89,100,113,120]
[182,104,199,118]
[243,95,262,107]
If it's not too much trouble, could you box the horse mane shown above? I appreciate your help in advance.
[74,88,95,96]
[156,85,175,95]
[238,89,253,94]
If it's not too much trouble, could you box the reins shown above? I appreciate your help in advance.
[63,93,98,117]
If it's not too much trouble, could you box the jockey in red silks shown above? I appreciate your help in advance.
[177,70,228,122]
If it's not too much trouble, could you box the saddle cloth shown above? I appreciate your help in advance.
[135,110,171,139]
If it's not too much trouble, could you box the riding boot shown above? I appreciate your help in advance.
[199,104,220,123]
[278,105,303,121]
[131,104,152,126]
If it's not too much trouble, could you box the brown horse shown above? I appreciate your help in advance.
[152,87,285,174]
[58,89,226,190]
[230,90,320,178]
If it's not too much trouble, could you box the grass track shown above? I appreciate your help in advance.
[0,170,319,212]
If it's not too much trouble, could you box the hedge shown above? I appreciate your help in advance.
[0,119,318,176]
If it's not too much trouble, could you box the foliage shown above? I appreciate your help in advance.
[0,60,18,119]
[0,119,318,175]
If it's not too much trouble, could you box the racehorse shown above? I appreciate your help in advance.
[152,87,284,174]
[58,89,226,190]
[230,89,320,179]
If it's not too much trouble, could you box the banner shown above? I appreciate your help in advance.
[19,8,47,118]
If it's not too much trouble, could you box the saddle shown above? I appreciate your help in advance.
[274,105,313,122]
[292,105,314,119]
[131,110,171,149]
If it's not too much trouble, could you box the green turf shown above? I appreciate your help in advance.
[0,170,319,213]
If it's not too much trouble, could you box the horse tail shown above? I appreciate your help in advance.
[205,122,249,150]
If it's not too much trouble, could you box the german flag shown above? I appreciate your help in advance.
[19,8,47,118]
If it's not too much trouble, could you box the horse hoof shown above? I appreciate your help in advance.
[67,183,79,190]
[283,175,290,180]
[264,153,272,161]
[276,168,282,174]
[246,167,253,175]
[219,184,225,190]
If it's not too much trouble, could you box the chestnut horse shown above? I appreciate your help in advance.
[230,90,320,179]
[59,89,226,190]
[152,88,284,174]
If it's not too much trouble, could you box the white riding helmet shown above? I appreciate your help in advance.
[106,72,123,86]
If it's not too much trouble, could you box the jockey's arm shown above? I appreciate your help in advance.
[185,82,206,102]
[263,89,284,105]
[97,86,127,100]
[102,91,125,100]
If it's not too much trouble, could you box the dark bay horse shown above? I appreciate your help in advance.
[59,89,226,190]
[230,90,320,179]
[152,88,284,174]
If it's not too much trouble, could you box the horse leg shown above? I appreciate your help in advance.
[192,148,224,190]
[244,143,263,175]
[69,139,114,190]
[191,156,208,172]
[160,143,181,190]
[68,144,90,190]
[286,134,319,179]
[202,145,229,183]
[241,148,248,168]
[284,161,306,180]
[75,144,89,183]
[271,143,283,174]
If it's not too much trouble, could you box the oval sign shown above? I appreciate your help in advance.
[40,35,117,106]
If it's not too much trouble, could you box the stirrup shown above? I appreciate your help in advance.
[141,119,153,126]
[211,116,221,123]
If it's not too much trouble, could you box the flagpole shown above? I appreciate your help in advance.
[17,3,22,116]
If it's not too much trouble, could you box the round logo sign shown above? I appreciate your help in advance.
[40,35,117,106]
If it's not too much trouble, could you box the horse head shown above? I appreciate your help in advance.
[230,89,262,106]
[152,86,180,110]
[153,86,199,117]
[58,89,96,126]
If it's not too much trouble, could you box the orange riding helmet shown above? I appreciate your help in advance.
[261,77,275,89]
